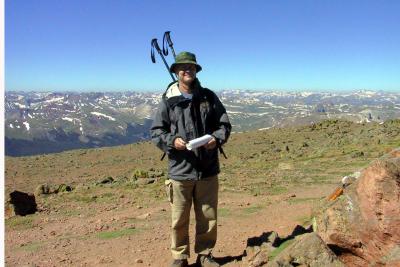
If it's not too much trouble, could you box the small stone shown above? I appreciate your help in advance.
[135,259,143,263]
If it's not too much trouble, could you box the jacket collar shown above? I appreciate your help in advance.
[165,79,203,99]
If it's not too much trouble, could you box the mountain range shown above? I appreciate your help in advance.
[5,90,400,156]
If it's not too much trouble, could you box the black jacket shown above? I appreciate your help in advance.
[150,79,231,180]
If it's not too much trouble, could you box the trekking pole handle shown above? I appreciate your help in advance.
[162,32,169,56]
[151,38,176,82]
[152,38,162,54]
[163,31,176,59]
[151,39,157,63]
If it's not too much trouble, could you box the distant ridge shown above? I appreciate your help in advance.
[5,90,400,156]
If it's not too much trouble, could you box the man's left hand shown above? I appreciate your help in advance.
[204,137,217,150]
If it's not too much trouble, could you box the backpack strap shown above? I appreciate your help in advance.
[160,90,181,161]
[200,88,228,159]
[160,92,172,161]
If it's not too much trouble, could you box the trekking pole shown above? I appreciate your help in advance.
[151,38,176,81]
[162,31,176,59]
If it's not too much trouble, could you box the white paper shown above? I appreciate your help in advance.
[186,134,213,150]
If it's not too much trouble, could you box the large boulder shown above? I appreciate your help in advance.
[315,149,400,266]
[267,233,345,267]
[8,191,38,216]
[243,226,327,267]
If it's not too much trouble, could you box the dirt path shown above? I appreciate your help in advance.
[5,184,335,267]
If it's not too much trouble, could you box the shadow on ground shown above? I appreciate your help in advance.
[188,224,313,266]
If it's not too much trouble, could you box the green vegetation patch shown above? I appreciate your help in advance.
[268,239,295,260]
[97,228,138,239]
[218,207,231,217]
[131,169,148,179]
[242,204,263,215]
[100,192,115,199]
[18,241,43,252]
[287,197,320,205]
[268,186,288,195]
[69,194,97,203]
[295,215,313,226]
[6,215,35,230]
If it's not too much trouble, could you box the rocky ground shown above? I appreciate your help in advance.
[5,185,334,266]
[5,120,400,266]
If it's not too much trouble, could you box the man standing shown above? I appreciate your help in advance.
[151,52,231,267]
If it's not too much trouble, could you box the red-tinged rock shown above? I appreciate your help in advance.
[316,149,400,266]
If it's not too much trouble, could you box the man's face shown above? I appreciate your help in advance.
[175,64,197,84]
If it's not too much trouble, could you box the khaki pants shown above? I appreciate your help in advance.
[166,175,218,259]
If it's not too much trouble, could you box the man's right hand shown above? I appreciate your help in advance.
[174,137,187,150]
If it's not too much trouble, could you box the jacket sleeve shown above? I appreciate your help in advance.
[150,99,177,153]
[211,93,231,145]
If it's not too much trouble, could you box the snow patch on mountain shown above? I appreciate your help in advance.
[44,96,64,103]
[15,103,27,109]
[62,117,74,122]
[224,104,243,108]
[258,127,271,131]
[23,122,30,131]
[91,112,116,121]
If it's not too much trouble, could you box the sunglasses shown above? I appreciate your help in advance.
[176,64,197,72]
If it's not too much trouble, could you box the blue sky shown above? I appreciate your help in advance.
[5,0,400,92]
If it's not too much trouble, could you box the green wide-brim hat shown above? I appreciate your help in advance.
[170,51,202,73]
